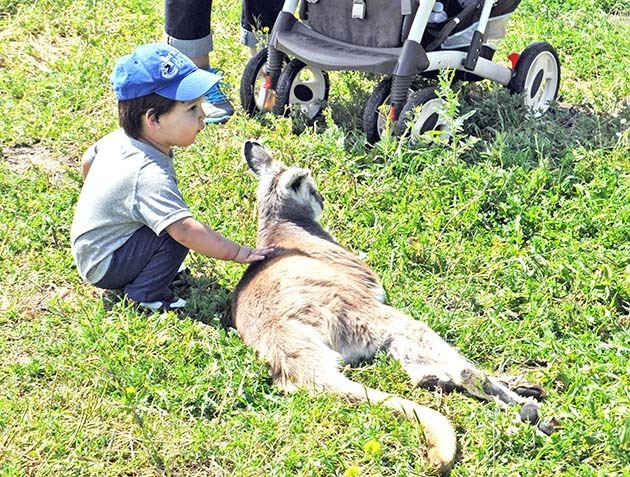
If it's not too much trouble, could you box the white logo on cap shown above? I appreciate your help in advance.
[159,51,188,79]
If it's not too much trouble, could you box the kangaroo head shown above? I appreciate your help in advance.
[242,140,324,221]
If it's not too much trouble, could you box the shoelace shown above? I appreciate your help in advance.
[205,68,231,103]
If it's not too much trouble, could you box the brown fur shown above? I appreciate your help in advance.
[231,141,546,473]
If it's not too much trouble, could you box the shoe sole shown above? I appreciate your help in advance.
[204,115,232,125]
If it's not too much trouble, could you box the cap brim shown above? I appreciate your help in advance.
[156,69,222,101]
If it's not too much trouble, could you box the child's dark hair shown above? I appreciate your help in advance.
[117,93,176,139]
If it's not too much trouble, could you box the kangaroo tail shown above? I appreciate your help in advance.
[258,325,456,471]
[324,373,457,473]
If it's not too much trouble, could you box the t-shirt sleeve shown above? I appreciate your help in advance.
[82,142,98,168]
[134,162,192,236]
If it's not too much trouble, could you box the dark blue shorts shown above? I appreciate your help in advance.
[94,225,188,303]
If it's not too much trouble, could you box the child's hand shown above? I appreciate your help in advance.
[233,245,276,263]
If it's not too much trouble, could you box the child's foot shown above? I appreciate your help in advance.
[202,68,234,124]
[137,296,187,313]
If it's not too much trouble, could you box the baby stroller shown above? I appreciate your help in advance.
[240,0,561,144]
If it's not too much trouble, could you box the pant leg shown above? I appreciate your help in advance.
[94,226,189,303]
[240,0,284,47]
[165,0,214,57]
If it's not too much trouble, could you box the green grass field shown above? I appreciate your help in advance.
[1,0,629,475]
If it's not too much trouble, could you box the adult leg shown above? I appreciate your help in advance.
[94,226,189,303]
[240,0,285,55]
[164,0,233,122]
[165,0,213,67]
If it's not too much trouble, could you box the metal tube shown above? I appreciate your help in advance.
[407,0,437,43]
[282,0,299,14]
[476,0,496,35]
[426,51,513,85]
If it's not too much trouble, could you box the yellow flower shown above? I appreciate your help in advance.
[124,386,136,395]
[343,465,361,477]
[363,439,381,455]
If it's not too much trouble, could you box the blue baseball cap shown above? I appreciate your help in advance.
[111,43,222,101]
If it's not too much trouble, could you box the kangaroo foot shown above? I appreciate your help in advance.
[498,375,547,401]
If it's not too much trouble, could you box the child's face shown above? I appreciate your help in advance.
[155,98,206,148]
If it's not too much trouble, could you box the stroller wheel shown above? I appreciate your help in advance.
[508,41,561,117]
[362,78,394,145]
[363,79,417,145]
[273,59,329,121]
[240,47,289,116]
[396,87,451,143]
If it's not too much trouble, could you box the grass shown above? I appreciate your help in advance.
[1,0,629,475]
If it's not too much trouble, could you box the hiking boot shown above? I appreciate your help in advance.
[202,68,234,124]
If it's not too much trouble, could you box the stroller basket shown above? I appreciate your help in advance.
[302,0,521,47]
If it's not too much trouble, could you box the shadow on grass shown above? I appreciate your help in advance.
[459,84,629,166]
[100,271,234,329]
[247,72,629,164]
[174,272,234,328]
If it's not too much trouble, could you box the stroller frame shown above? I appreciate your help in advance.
[241,0,560,142]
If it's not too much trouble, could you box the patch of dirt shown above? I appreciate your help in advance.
[1,144,77,182]
[0,279,75,319]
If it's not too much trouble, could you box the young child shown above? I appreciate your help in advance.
[71,43,274,312]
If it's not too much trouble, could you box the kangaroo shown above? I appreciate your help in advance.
[231,141,549,473]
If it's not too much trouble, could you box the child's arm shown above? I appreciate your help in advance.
[167,216,273,263]
[81,144,98,179]
[81,157,92,179]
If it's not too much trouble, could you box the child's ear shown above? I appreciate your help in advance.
[145,109,160,128]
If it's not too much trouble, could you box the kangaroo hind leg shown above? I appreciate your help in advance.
[256,319,342,394]
[385,312,470,394]
[385,311,533,406]
[255,316,457,472]
[385,311,545,428]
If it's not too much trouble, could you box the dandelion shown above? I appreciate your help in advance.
[363,439,381,455]
[343,465,361,477]
[124,386,136,395]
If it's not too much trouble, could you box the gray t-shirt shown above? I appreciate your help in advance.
[71,129,192,283]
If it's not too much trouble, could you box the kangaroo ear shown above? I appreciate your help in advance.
[279,168,310,195]
[242,140,273,176]
[289,174,304,193]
